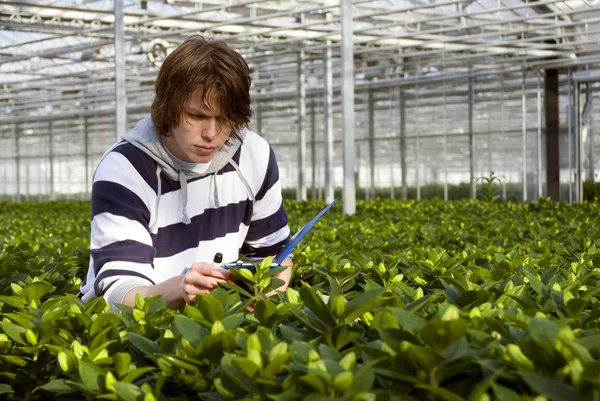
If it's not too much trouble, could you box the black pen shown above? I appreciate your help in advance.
[182,252,223,275]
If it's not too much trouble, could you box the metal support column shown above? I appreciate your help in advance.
[114,0,127,140]
[340,0,356,214]
[323,40,334,203]
[25,158,30,201]
[14,124,19,201]
[584,84,595,182]
[49,121,54,200]
[311,99,317,200]
[537,71,543,199]
[575,81,582,202]
[469,76,475,199]
[587,85,595,182]
[256,103,262,135]
[488,116,492,174]
[501,76,507,199]
[297,41,307,201]
[443,84,448,201]
[390,88,395,199]
[415,86,421,200]
[400,89,407,200]
[368,89,375,199]
[84,116,90,195]
[568,69,573,204]
[545,69,560,201]
[522,69,528,201]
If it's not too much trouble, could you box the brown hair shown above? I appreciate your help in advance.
[151,35,252,142]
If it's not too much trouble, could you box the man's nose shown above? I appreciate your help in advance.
[202,118,218,140]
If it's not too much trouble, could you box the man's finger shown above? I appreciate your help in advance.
[184,271,220,288]
[190,262,214,275]
[209,267,234,280]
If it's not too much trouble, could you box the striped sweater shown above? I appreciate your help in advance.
[80,115,290,307]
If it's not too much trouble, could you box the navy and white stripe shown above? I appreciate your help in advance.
[80,129,290,304]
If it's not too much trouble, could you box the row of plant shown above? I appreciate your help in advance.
[8,179,591,203]
[1,198,600,400]
[282,180,585,201]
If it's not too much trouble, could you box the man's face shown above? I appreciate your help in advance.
[163,88,233,163]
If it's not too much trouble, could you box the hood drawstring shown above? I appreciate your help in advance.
[151,158,255,230]
[211,160,255,209]
[149,166,162,232]
[229,159,256,202]
[178,170,192,225]
[212,173,221,207]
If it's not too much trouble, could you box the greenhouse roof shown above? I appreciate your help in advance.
[0,0,599,123]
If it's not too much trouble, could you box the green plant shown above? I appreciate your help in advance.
[1,199,600,400]
[476,171,504,203]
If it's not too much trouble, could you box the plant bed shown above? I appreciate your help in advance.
[1,198,600,401]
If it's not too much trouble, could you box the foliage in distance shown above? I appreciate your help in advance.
[1,198,600,401]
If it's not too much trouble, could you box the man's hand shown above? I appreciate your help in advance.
[268,256,293,296]
[180,263,234,304]
[123,262,233,310]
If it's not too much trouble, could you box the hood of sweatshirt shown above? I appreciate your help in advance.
[120,114,255,230]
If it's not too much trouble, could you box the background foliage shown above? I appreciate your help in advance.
[1,197,600,401]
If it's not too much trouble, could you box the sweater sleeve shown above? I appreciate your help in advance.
[240,145,291,261]
[80,145,158,307]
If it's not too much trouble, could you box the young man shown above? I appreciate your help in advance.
[80,36,292,310]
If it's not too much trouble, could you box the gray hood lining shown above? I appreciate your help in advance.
[120,115,255,229]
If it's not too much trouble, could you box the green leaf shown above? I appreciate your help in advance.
[20,281,56,303]
[219,281,254,298]
[0,296,27,309]
[263,277,286,293]
[491,384,519,401]
[327,276,343,299]
[292,308,328,333]
[0,384,13,394]
[420,320,468,353]
[348,362,376,394]
[529,317,559,343]
[113,353,132,379]
[0,322,27,345]
[323,324,363,350]
[520,371,584,401]
[127,332,162,359]
[0,355,28,367]
[262,265,288,278]
[174,314,205,346]
[39,379,79,395]
[505,294,538,310]
[222,313,244,331]
[195,294,225,323]
[232,356,260,378]
[342,288,387,322]
[405,293,438,313]
[254,299,278,327]
[299,282,336,328]
[121,366,157,383]
[372,368,420,384]
[580,334,600,349]
[78,360,105,393]
[414,383,466,401]
[113,382,144,401]
[541,267,559,285]
[467,370,502,401]
[157,355,199,373]
[390,308,427,331]
[525,271,544,295]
